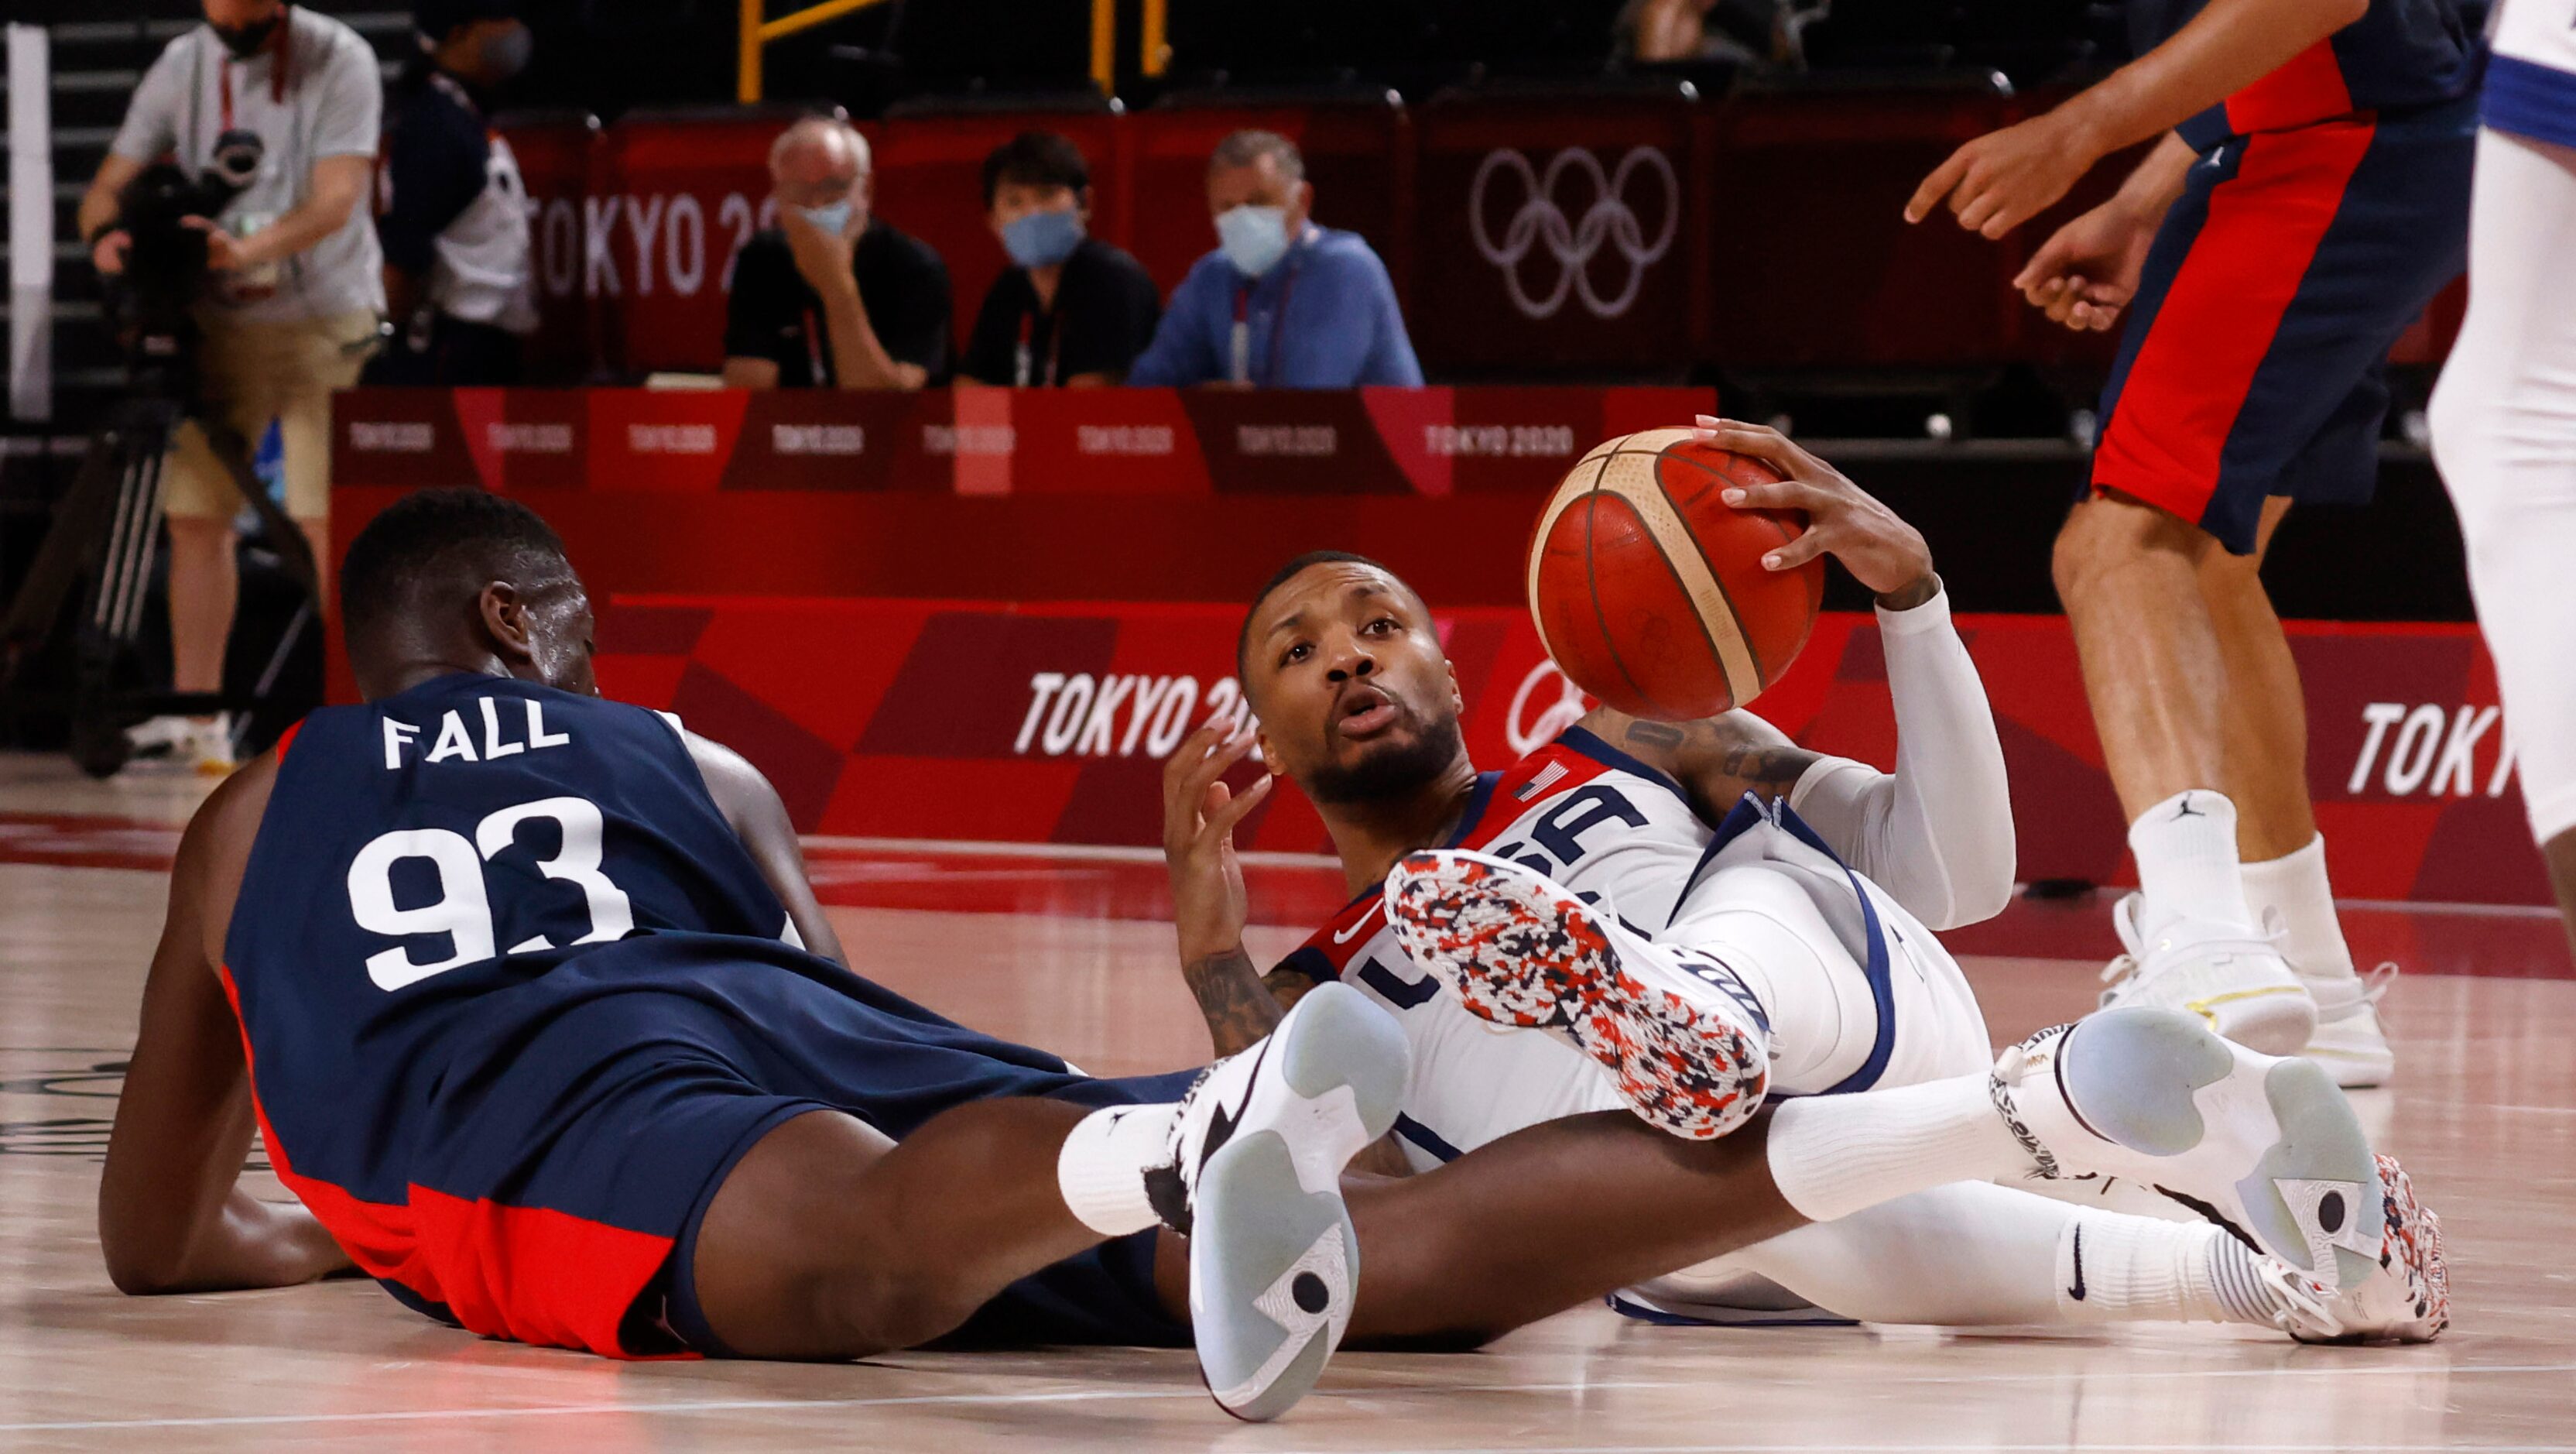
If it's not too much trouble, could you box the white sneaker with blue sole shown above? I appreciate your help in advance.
[1991,1005,2384,1295]
[1148,982,1409,1422]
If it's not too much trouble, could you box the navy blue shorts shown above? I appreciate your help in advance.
[368,935,1197,1357]
[2088,97,2473,554]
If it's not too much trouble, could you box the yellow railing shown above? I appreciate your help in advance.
[738,0,1125,102]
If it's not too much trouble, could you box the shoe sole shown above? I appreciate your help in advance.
[2058,1006,2378,1290]
[1191,982,1406,1422]
[1386,850,1767,1141]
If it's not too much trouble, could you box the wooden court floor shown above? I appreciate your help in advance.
[2,754,2572,1451]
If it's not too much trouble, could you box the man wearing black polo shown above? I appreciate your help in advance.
[721,117,951,389]
[960,132,1160,388]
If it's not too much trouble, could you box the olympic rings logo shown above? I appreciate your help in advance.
[1468,146,1680,321]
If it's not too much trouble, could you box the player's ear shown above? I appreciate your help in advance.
[1447,661,1464,715]
[478,581,536,664]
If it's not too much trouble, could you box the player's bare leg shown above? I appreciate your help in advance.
[2052,491,2314,1051]
[1146,1109,1804,1347]
[2197,497,2393,1081]
[691,979,1406,1420]
[693,1102,1100,1358]
[2197,499,2312,862]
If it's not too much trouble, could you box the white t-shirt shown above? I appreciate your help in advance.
[109,9,387,322]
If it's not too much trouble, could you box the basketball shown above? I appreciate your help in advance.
[1526,427,1825,721]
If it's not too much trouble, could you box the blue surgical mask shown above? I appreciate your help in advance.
[1002,207,1085,269]
[797,199,854,235]
[1215,204,1291,279]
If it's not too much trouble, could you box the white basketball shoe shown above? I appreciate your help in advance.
[2097,892,2317,1055]
[1146,982,1408,1422]
[2299,963,2400,1089]
[1990,1006,2382,1295]
[1382,848,1772,1142]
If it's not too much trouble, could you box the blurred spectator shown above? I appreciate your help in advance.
[1615,0,1787,66]
[365,0,538,386]
[722,118,951,389]
[80,0,385,772]
[961,132,1160,387]
[1126,131,1421,389]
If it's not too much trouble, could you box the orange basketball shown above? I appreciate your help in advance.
[1526,427,1824,721]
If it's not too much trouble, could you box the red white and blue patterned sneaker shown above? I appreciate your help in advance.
[1383,848,1770,1141]
[2265,1154,2451,1343]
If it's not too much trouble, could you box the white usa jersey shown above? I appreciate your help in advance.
[1276,726,1989,1173]
[2488,0,2576,147]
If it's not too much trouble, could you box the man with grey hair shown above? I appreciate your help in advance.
[1127,130,1420,389]
[722,116,951,389]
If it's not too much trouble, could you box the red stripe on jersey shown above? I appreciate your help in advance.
[270,719,304,763]
[408,1187,680,1358]
[213,964,683,1359]
[2225,40,2355,135]
[2092,122,2375,521]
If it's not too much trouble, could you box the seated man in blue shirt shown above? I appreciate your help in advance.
[1126,130,1423,389]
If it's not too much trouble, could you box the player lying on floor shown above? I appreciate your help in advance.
[98,491,2434,1428]
[1165,420,2444,1339]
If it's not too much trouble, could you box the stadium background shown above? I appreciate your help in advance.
[0,0,2530,918]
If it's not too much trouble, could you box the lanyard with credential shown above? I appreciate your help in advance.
[217,9,292,128]
[1228,255,1299,387]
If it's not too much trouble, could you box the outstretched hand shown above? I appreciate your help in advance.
[1691,416,1938,610]
[1904,111,2102,240]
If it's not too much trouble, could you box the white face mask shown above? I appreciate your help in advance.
[798,199,855,235]
[1215,204,1292,278]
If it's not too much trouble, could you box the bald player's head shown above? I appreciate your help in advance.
[769,116,871,214]
[338,489,594,702]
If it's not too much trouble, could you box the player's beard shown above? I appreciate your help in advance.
[1305,706,1465,806]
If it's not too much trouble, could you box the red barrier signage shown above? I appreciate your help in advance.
[591,598,2549,907]
[332,386,1714,496]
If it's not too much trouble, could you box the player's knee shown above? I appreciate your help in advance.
[2050,492,2185,598]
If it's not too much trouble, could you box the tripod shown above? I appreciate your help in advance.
[0,394,320,778]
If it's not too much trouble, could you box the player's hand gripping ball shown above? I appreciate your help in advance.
[1526,427,1824,720]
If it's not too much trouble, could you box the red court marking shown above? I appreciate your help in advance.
[0,813,183,872]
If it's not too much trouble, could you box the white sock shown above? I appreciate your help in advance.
[1765,1075,2030,1224]
[1054,1103,1183,1236]
[2241,833,2355,980]
[2056,1212,2290,1326]
[2128,789,2255,935]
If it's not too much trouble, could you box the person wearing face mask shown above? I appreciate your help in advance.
[722,117,952,390]
[1125,130,1421,390]
[365,0,539,386]
[78,0,387,773]
[960,132,1161,388]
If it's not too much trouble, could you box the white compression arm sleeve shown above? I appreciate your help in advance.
[1784,586,2015,928]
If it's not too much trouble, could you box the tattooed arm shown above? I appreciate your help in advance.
[1178,945,1314,1058]
[1581,707,1822,826]
[1576,592,2015,930]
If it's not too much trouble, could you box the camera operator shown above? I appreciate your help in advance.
[78,0,385,773]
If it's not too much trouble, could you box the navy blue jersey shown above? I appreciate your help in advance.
[2129,0,2478,149]
[222,676,796,1217]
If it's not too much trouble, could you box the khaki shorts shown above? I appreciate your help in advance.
[163,309,379,522]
